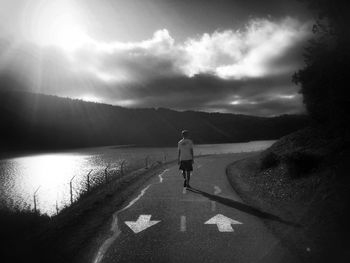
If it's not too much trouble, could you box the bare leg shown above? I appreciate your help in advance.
[182,170,187,187]
[186,171,191,187]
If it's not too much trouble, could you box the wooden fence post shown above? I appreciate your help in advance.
[70,175,77,205]
[33,186,40,213]
[104,166,109,183]
[145,156,150,168]
[56,200,59,215]
[86,169,93,192]
[121,160,126,176]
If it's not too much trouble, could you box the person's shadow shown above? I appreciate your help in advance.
[187,186,302,227]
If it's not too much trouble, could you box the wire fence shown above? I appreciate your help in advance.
[32,153,170,215]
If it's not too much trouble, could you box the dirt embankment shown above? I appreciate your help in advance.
[226,125,350,263]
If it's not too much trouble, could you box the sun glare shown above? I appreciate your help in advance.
[45,16,91,52]
[27,0,91,52]
[80,94,101,103]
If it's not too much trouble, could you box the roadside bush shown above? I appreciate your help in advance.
[283,151,322,178]
[0,208,49,234]
[260,151,280,171]
[0,207,50,263]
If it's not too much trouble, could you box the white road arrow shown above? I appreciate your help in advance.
[125,215,161,233]
[205,214,242,232]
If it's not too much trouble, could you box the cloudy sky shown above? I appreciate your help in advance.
[0,0,313,116]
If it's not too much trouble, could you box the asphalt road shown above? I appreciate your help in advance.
[94,154,300,263]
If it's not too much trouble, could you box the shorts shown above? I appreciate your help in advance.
[179,160,193,171]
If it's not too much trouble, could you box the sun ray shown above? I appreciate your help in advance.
[0,39,22,71]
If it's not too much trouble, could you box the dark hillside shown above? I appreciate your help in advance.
[0,90,309,152]
[227,124,350,262]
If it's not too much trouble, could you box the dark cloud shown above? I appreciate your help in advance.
[0,11,311,117]
[224,96,304,116]
[0,37,305,117]
[101,73,304,116]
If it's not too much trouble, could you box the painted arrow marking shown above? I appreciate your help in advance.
[205,214,242,232]
[125,215,160,233]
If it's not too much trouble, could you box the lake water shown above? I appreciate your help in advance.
[0,140,275,215]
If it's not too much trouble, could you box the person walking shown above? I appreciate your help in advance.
[178,130,194,188]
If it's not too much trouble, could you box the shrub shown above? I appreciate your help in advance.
[284,151,322,178]
[293,0,350,124]
[0,207,50,263]
[260,151,280,171]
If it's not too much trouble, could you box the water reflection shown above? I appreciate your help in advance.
[1,154,91,214]
[19,154,80,189]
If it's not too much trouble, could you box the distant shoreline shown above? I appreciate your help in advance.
[0,140,276,160]
[0,144,137,160]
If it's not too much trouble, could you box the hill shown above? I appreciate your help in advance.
[0,90,309,152]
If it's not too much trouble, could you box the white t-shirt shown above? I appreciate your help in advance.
[178,138,194,161]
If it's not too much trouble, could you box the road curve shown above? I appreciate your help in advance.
[94,154,299,263]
